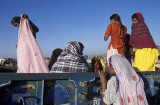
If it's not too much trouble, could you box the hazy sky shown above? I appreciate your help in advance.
[0,0,160,58]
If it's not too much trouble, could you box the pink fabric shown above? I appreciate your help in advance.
[107,45,118,62]
[109,54,148,105]
[130,12,157,49]
[105,45,118,72]
[17,16,49,73]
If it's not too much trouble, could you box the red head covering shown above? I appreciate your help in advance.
[129,12,157,49]
[135,12,144,24]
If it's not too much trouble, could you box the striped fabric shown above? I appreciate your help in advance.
[130,12,157,49]
[50,41,91,73]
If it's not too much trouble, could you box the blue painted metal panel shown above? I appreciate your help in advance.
[0,80,43,105]
[0,72,159,105]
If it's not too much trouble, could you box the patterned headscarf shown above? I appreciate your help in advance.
[109,54,148,105]
[50,41,91,73]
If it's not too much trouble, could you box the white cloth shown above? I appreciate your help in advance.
[105,54,148,105]
[107,45,118,65]
[103,76,117,105]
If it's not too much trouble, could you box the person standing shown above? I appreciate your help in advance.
[11,14,49,73]
[130,12,159,71]
[104,14,127,71]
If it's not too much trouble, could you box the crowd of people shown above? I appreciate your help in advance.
[11,12,159,105]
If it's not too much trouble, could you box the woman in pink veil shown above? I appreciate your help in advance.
[99,54,148,105]
[12,14,49,73]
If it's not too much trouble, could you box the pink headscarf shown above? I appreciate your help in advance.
[109,54,148,105]
[129,12,157,49]
[17,15,49,73]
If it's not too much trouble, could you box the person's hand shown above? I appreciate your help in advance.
[22,14,28,19]
[99,70,107,100]
[15,44,18,48]
[104,35,108,41]
[98,70,107,83]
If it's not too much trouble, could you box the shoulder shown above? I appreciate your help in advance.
[110,23,121,28]
[107,23,112,28]
[107,76,116,86]
[108,23,117,27]
[107,23,114,30]
[106,76,117,91]
[103,76,117,104]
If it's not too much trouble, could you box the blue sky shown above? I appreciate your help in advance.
[0,0,160,58]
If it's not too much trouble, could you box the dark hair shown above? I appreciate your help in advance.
[78,42,84,51]
[91,56,103,72]
[11,16,21,26]
[110,14,125,36]
[110,14,121,23]
[48,48,63,70]
[132,14,138,20]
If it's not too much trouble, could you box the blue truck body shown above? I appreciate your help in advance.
[0,72,159,105]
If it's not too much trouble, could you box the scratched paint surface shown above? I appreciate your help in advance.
[0,72,159,105]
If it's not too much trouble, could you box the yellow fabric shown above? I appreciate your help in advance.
[100,59,105,71]
[134,48,159,71]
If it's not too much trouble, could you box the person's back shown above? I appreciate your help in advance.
[104,14,127,72]
[50,41,91,73]
[106,23,127,52]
